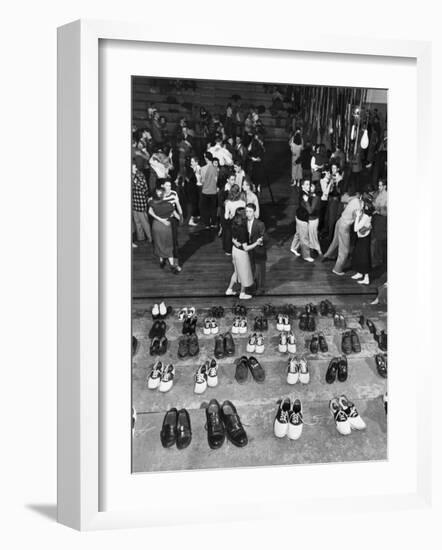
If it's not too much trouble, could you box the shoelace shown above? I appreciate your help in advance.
[290,412,303,424]
[278,409,289,422]
[208,367,217,377]
[195,372,206,384]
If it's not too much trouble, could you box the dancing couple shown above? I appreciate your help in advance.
[225,203,267,299]
[290,179,322,262]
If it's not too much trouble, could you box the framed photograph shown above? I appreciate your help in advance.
[57,19,432,530]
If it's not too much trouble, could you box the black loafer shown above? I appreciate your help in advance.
[149,320,164,339]
[248,356,265,383]
[177,336,189,358]
[310,334,319,354]
[176,409,192,450]
[188,333,199,356]
[319,300,328,316]
[189,317,198,335]
[182,318,191,335]
[235,356,249,384]
[307,315,316,332]
[224,332,235,356]
[221,400,248,447]
[299,312,308,331]
[214,334,225,359]
[358,315,365,328]
[150,337,160,356]
[158,335,168,355]
[366,319,377,335]
[337,355,348,382]
[341,331,352,355]
[160,408,178,448]
[326,357,338,384]
[375,354,387,378]
[132,336,139,357]
[206,399,225,449]
[350,329,361,353]
[377,330,387,352]
[318,332,328,352]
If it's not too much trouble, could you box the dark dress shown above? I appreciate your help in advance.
[149,199,175,258]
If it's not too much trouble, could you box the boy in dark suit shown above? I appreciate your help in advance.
[245,203,267,294]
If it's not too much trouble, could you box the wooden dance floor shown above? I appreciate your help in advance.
[132,172,379,299]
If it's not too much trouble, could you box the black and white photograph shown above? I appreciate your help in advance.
[130,76,388,473]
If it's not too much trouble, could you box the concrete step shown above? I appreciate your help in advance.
[132,397,387,472]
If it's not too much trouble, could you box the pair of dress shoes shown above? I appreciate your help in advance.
[177,334,199,358]
[329,395,366,435]
[149,320,167,339]
[160,408,192,449]
[326,356,348,383]
[147,361,175,392]
[150,335,168,356]
[178,306,196,321]
[214,332,235,359]
[210,305,224,318]
[232,303,247,317]
[253,316,268,331]
[235,355,265,384]
[341,330,361,354]
[319,299,336,317]
[366,320,387,351]
[333,312,347,329]
[194,359,219,394]
[182,316,197,335]
[205,399,248,449]
[152,302,171,319]
[309,332,328,354]
[274,398,303,440]
[298,311,316,331]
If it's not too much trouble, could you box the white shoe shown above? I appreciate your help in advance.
[232,317,240,335]
[304,257,314,263]
[351,272,363,280]
[239,292,252,300]
[188,217,198,226]
[178,307,188,321]
[287,333,297,354]
[332,270,345,276]
[159,364,175,393]
[132,242,138,248]
[225,288,235,296]
[287,357,299,385]
[255,334,265,354]
[274,398,291,438]
[246,333,257,353]
[203,318,212,335]
[290,248,301,257]
[357,275,370,285]
[147,361,163,390]
[330,398,351,435]
[288,399,303,440]
[339,395,366,430]
[152,303,160,317]
[159,302,167,316]
[207,359,219,387]
[283,315,291,332]
[194,363,208,394]
[210,319,219,334]
[279,333,288,353]
[298,358,310,384]
[239,318,247,334]
[276,314,284,332]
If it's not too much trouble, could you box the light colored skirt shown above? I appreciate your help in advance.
[232,246,254,287]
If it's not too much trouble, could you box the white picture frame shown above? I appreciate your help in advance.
[57,19,432,531]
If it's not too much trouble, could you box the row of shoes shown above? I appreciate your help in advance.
[276,314,291,332]
[274,398,303,440]
[152,302,172,320]
[309,332,328,353]
[375,353,387,378]
[253,315,269,331]
[214,332,235,359]
[279,332,297,353]
[246,333,265,354]
[319,299,336,317]
[203,318,220,335]
[235,355,265,384]
[366,319,387,352]
[177,334,199,358]
[329,395,366,435]
[287,356,309,384]
[341,329,361,354]
[147,361,175,392]
[150,335,168,356]
[194,359,219,393]
[178,306,196,321]
[333,313,347,329]
[325,356,348,383]
[232,303,248,317]
[232,317,247,334]
[206,399,248,448]
[160,407,192,449]
[182,316,198,335]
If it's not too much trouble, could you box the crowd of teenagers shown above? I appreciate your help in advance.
[131,88,387,295]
